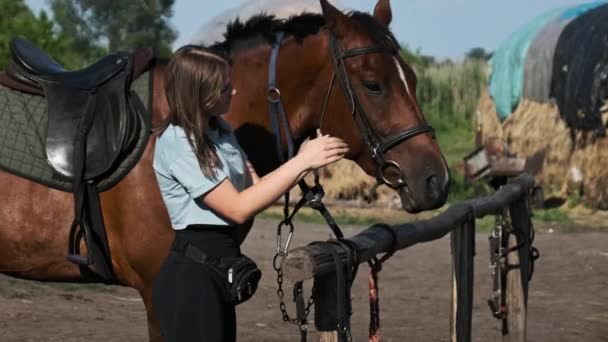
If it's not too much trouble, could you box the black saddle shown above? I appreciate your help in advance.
[8,37,140,180]
[1,37,153,279]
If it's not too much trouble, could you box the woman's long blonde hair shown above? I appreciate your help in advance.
[158,45,231,179]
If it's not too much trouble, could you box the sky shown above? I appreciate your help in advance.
[24,0,597,60]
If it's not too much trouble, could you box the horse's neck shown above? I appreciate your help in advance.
[151,60,170,127]
[227,33,332,143]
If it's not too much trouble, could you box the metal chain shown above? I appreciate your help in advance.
[488,211,506,319]
[524,193,540,281]
[502,196,540,280]
[273,170,335,331]
[488,193,541,319]
[275,266,315,326]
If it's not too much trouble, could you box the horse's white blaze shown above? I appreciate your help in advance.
[394,57,449,186]
[394,57,411,97]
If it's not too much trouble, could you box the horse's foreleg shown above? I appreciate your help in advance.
[138,284,164,342]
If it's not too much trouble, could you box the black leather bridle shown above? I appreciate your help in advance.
[269,31,431,342]
[319,34,435,192]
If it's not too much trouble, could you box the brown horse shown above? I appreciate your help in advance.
[0,0,448,340]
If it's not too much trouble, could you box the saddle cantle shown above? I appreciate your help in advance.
[10,37,127,91]
[8,37,139,180]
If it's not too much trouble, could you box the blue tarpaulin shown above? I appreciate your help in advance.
[560,0,606,19]
[523,1,606,102]
[489,7,566,120]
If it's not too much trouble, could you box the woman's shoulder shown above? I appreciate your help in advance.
[154,125,191,167]
[157,125,188,148]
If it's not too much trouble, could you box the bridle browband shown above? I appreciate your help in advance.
[320,33,435,193]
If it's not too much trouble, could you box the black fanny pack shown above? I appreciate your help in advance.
[183,243,262,306]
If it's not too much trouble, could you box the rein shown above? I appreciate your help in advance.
[268,32,346,342]
[266,31,404,342]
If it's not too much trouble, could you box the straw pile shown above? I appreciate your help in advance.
[292,160,402,208]
[478,90,608,208]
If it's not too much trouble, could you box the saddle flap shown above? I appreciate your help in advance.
[45,65,138,181]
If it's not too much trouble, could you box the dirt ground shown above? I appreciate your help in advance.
[0,219,606,342]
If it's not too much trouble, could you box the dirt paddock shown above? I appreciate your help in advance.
[1,219,606,341]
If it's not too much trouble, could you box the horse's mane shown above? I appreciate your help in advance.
[211,12,400,54]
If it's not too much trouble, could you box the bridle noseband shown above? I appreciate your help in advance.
[320,34,435,192]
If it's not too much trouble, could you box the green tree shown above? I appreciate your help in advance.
[50,0,177,57]
[49,0,107,65]
[1,0,51,69]
[400,44,435,72]
[465,47,492,61]
[0,0,105,70]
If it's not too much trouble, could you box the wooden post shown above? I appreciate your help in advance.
[504,232,526,342]
[313,270,343,342]
[450,219,475,342]
[502,199,531,342]
[318,332,338,342]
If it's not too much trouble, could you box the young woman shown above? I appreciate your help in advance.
[152,45,349,342]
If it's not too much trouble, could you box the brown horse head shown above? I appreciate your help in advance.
[219,0,449,213]
[317,0,449,212]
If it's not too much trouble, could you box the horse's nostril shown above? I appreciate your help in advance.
[426,175,440,200]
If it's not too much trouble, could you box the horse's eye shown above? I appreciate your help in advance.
[363,81,383,95]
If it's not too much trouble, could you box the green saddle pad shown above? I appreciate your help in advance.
[0,72,151,192]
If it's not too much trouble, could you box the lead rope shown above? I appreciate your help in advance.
[367,224,398,342]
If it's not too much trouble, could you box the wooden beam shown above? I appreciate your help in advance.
[283,174,535,282]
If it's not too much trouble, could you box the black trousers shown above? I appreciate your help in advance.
[153,225,240,342]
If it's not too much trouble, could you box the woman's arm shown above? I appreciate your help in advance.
[245,160,261,185]
[246,135,321,185]
[201,136,347,224]
[246,160,309,185]
[202,157,308,224]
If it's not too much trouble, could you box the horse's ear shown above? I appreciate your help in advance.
[320,0,350,37]
[373,0,392,27]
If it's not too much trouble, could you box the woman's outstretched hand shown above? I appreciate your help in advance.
[296,133,349,171]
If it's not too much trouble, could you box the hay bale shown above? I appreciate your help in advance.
[299,159,401,208]
[477,89,504,140]
[477,93,608,208]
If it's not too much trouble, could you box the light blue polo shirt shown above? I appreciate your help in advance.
[153,118,252,229]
